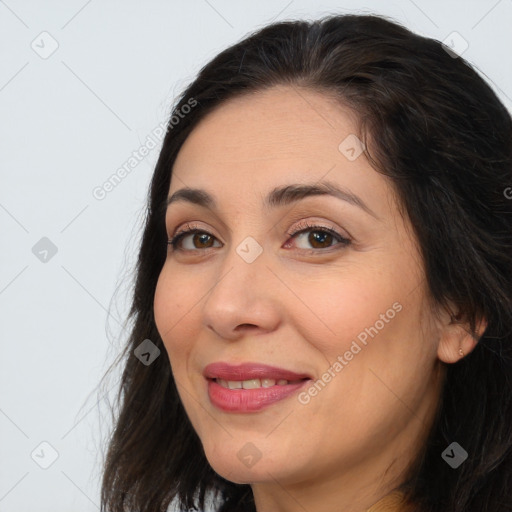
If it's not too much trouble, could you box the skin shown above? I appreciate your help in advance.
[153,85,483,512]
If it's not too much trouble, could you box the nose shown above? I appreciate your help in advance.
[201,239,282,341]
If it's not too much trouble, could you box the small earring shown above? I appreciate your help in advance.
[458,348,464,357]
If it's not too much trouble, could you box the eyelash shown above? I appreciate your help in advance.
[167,221,351,254]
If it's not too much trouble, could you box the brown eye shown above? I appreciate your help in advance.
[286,223,351,252]
[307,230,334,249]
[168,229,221,251]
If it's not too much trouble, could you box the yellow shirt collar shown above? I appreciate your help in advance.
[366,490,413,512]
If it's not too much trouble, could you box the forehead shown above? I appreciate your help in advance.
[175,86,360,164]
[169,85,391,214]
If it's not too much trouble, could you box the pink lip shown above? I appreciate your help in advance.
[203,362,312,381]
[203,362,312,413]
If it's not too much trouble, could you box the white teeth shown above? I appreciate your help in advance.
[216,378,292,389]
[242,379,261,389]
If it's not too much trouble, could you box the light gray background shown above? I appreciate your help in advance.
[1,1,511,511]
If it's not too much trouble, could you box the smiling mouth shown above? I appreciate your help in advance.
[206,376,312,412]
[209,377,310,389]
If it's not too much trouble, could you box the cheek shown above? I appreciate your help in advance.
[317,276,427,373]
[153,267,193,359]
[153,271,172,342]
[291,270,399,356]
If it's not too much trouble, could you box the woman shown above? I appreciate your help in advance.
[100,13,512,512]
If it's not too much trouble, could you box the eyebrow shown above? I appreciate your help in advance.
[165,181,378,219]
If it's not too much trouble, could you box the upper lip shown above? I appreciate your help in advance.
[203,362,312,381]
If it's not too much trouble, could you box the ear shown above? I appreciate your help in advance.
[436,308,487,364]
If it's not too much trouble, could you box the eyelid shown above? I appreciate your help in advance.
[169,218,348,240]
[285,219,349,241]
[171,221,204,238]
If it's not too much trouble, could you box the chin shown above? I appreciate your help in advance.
[204,447,279,484]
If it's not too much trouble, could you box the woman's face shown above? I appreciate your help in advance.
[154,85,446,507]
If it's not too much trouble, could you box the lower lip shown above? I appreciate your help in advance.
[207,378,311,412]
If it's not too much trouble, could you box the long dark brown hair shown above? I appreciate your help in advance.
[99,13,512,512]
